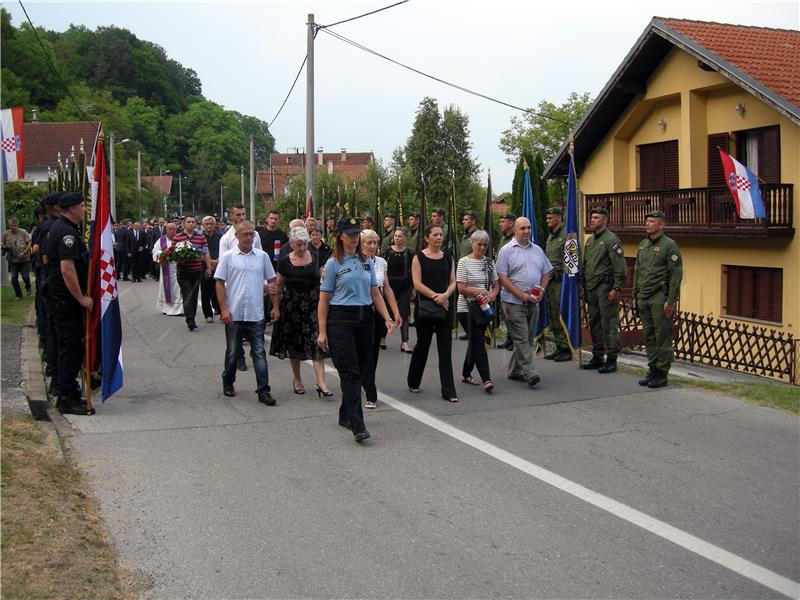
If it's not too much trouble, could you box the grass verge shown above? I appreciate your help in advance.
[1,415,145,599]
[1,284,35,325]
[667,374,800,415]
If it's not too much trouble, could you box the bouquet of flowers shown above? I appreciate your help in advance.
[157,241,206,264]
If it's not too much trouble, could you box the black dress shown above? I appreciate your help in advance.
[269,255,329,361]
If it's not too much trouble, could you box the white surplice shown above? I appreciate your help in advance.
[153,236,184,316]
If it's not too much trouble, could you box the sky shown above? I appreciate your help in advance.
[6,0,798,192]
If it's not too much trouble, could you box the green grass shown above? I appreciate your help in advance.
[1,283,35,325]
[668,375,800,414]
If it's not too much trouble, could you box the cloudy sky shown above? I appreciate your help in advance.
[7,0,797,191]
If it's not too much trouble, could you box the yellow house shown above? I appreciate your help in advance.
[546,18,799,383]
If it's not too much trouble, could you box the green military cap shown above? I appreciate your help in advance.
[500,212,516,221]
[545,206,563,216]
[590,207,609,217]
[408,212,420,218]
[645,210,666,220]
[462,210,478,219]
[431,208,445,216]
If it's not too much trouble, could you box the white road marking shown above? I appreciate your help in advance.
[312,354,798,598]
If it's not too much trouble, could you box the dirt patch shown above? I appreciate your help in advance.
[1,415,148,599]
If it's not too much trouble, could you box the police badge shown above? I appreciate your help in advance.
[63,235,75,248]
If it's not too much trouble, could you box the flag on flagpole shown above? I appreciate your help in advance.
[521,160,548,338]
[87,135,123,401]
[1,107,25,181]
[718,148,766,219]
[560,155,582,351]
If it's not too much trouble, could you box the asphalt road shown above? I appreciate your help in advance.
[64,279,799,599]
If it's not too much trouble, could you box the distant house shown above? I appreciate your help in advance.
[23,120,101,185]
[492,192,512,215]
[256,148,374,208]
[141,175,173,196]
[545,17,799,383]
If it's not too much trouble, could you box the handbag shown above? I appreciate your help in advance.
[418,297,447,321]
[468,257,493,327]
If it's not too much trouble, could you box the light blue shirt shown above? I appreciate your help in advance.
[495,237,553,305]
[214,246,276,321]
[320,254,377,306]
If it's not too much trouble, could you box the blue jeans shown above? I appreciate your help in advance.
[222,320,269,393]
[9,260,31,297]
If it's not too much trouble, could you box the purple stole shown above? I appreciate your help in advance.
[160,236,173,303]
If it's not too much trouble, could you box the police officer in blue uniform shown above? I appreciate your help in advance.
[317,217,394,443]
[46,192,95,415]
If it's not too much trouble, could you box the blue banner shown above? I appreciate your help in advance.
[560,157,581,350]
[522,163,548,338]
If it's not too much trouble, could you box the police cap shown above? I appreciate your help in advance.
[338,216,362,234]
[42,192,63,206]
[59,192,84,208]
[500,212,516,221]
[645,210,666,220]
[590,207,609,217]
[545,206,563,216]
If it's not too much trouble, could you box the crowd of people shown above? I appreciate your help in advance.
[11,194,682,438]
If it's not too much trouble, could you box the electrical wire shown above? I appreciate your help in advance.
[319,27,573,127]
[318,0,410,29]
[268,54,307,128]
[18,1,91,121]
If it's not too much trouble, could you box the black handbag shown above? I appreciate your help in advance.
[468,257,493,326]
[418,297,447,321]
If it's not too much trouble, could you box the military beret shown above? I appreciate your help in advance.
[431,208,445,216]
[384,213,396,220]
[545,206,563,216]
[591,207,609,217]
[462,210,478,219]
[338,216,362,234]
[59,192,84,208]
[408,212,420,218]
[645,210,666,220]
[42,192,63,206]
[500,212,517,221]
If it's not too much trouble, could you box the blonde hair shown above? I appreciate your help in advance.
[360,228,379,243]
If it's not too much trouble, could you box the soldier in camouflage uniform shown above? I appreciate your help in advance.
[633,210,683,388]
[495,212,516,350]
[544,207,572,361]
[406,212,420,252]
[581,207,627,373]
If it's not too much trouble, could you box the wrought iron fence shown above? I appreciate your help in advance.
[581,298,797,384]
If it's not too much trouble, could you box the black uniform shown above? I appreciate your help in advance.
[46,215,89,403]
[38,215,60,378]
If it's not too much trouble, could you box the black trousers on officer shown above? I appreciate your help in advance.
[328,306,374,435]
[50,293,84,398]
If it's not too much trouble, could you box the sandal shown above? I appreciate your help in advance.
[461,376,480,386]
[409,387,421,394]
[445,397,460,403]
[293,382,305,395]
[400,343,411,353]
[483,381,494,394]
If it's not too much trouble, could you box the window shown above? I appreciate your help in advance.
[734,125,780,184]
[638,140,679,190]
[707,132,730,187]
[724,265,782,323]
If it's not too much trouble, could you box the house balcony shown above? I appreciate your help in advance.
[585,184,794,238]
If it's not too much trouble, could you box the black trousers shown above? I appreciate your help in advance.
[177,270,203,324]
[407,316,457,399]
[51,294,84,398]
[394,287,411,343]
[362,309,388,404]
[328,306,374,435]
[200,273,220,318]
[457,312,491,382]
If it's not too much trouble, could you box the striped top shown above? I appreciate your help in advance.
[456,256,498,313]
[172,230,207,272]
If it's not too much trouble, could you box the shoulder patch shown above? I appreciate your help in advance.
[671,254,679,262]
[63,234,75,248]
[615,247,623,255]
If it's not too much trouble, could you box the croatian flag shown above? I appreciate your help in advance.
[88,136,123,401]
[718,148,766,219]
[0,107,25,182]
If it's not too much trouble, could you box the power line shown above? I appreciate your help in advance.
[318,0,410,29]
[17,0,91,121]
[318,27,573,127]
[268,54,307,128]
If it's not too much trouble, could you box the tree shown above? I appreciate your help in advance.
[3,182,44,230]
[511,151,549,246]
[499,92,593,165]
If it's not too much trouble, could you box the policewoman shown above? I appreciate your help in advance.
[317,217,394,443]
[46,192,95,415]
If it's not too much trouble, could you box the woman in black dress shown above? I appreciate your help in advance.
[382,227,415,353]
[407,224,458,402]
[269,227,333,397]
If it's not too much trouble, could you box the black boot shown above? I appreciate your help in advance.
[648,369,668,388]
[598,356,617,374]
[581,355,604,370]
[638,368,654,386]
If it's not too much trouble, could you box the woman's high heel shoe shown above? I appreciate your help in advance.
[316,386,334,398]
[293,382,305,395]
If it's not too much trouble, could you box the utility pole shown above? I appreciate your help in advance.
[178,175,183,216]
[306,13,315,217]
[249,136,255,221]
[240,165,245,206]
[109,133,117,219]
[137,150,142,220]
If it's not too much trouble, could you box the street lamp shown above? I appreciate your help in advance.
[160,168,170,216]
[178,175,188,216]
[109,134,130,220]
[220,185,227,220]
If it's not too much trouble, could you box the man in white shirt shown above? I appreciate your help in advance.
[215,220,277,405]
[495,217,552,388]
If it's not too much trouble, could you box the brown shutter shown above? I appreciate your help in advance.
[739,267,755,318]
[755,269,773,321]
[664,140,679,190]
[707,133,729,187]
[639,144,663,190]
[726,266,741,316]
[759,126,780,184]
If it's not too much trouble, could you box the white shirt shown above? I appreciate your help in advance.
[219,225,262,256]
[214,246,275,322]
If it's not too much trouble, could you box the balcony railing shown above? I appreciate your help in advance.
[585,184,794,237]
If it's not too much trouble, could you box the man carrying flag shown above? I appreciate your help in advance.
[560,156,582,357]
[543,207,572,362]
[718,148,767,219]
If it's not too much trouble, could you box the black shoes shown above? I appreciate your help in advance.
[543,351,557,360]
[237,358,247,371]
[528,375,541,388]
[553,351,572,363]
[648,370,669,388]
[459,333,468,341]
[497,339,513,350]
[187,321,197,331]
[354,430,371,443]
[258,391,276,406]
[581,356,604,370]
[223,383,236,397]
[639,369,654,386]
[598,358,617,374]
[508,373,527,382]
[338,419,352,431]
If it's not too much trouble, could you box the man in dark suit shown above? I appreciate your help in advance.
[116,220,131,280]
[129,221,147,282]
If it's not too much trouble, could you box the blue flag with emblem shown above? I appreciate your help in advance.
[560,156,581,351]
[521,160,548,338]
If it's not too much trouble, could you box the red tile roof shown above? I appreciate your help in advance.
[257,151,374,195]
[141,175,173,195]
[657,18,800,107]
[23,121,101,168]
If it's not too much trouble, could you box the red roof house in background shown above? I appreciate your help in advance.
[23,120,101,185]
